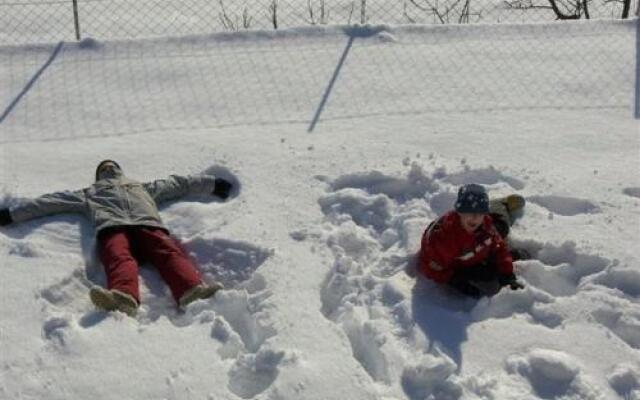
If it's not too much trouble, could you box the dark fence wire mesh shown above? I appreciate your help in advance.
[0,1,637,143]
[1,22,635,143]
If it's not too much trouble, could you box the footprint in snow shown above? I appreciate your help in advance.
[37,236,273,327]
[527,195,600,216]
[227,347,291,399]
[317,164,510,390]
[444,166,525,190]
[37,238,286,398]
[314,163,629,397]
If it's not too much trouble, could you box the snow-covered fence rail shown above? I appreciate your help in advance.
[0,0,637,44]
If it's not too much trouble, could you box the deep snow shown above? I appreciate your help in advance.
[1,20,639,400]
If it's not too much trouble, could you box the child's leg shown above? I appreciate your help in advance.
[489,200,511,238]
[97,228,141,303]
[449,262,501,297]
[134,228,202,303]
[490,195,526,239]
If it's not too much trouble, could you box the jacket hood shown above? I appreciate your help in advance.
[95,160,123,181]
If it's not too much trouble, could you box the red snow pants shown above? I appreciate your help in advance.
[97,227,202,304]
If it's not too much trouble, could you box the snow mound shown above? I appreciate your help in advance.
[401,354,462,400]
[590,266,640,297]
[523,349,580,383]
[622,187,640,198]
[515,241,609,297]
[330,163,440,202]
[77,37,103,50]
[591,300,640,349]
[428,191,458,217]
[505,348,600,399]
[320,189,393,234]
[607,363,640,398]
[227,347,292,398]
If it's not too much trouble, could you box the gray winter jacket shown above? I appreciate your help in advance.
[9,170,218,235]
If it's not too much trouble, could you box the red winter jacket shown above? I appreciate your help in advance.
[418,211,513,284]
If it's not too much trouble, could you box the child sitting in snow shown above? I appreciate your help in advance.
[0,160,233,316]
[418,183,526,298]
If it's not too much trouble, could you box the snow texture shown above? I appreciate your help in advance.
[0,19,638,400]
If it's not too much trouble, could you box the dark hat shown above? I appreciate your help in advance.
[95,159,121,181]
[455,184,489,214]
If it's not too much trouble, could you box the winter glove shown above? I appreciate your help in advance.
[498,274,525,291]
[212,178,232,200]
[0,208,13,226]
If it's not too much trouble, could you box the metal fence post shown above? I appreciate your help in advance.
[72,0,81,40]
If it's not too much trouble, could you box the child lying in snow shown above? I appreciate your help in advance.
[0,160,233,316]
[418,183,526,298]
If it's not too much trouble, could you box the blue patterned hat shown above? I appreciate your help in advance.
[455,184,489,214]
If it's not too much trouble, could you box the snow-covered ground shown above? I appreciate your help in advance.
[1,20,639,400]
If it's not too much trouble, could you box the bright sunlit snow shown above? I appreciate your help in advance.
[1,19,639,400]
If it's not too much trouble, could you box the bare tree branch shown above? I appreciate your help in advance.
[504,0,554,11]
[548,0,580,19]
[348,1,355,24]
[307,0,329,25]
[409,0,446,23]
[408,0,481,24]
[242,7,253,29]
[504,0,583,19]
[403,0,417,22]
[218,0,237,31]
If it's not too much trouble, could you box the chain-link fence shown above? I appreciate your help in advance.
[0,0,637,144]
[1,21,635,143]
[1,0,637,44]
